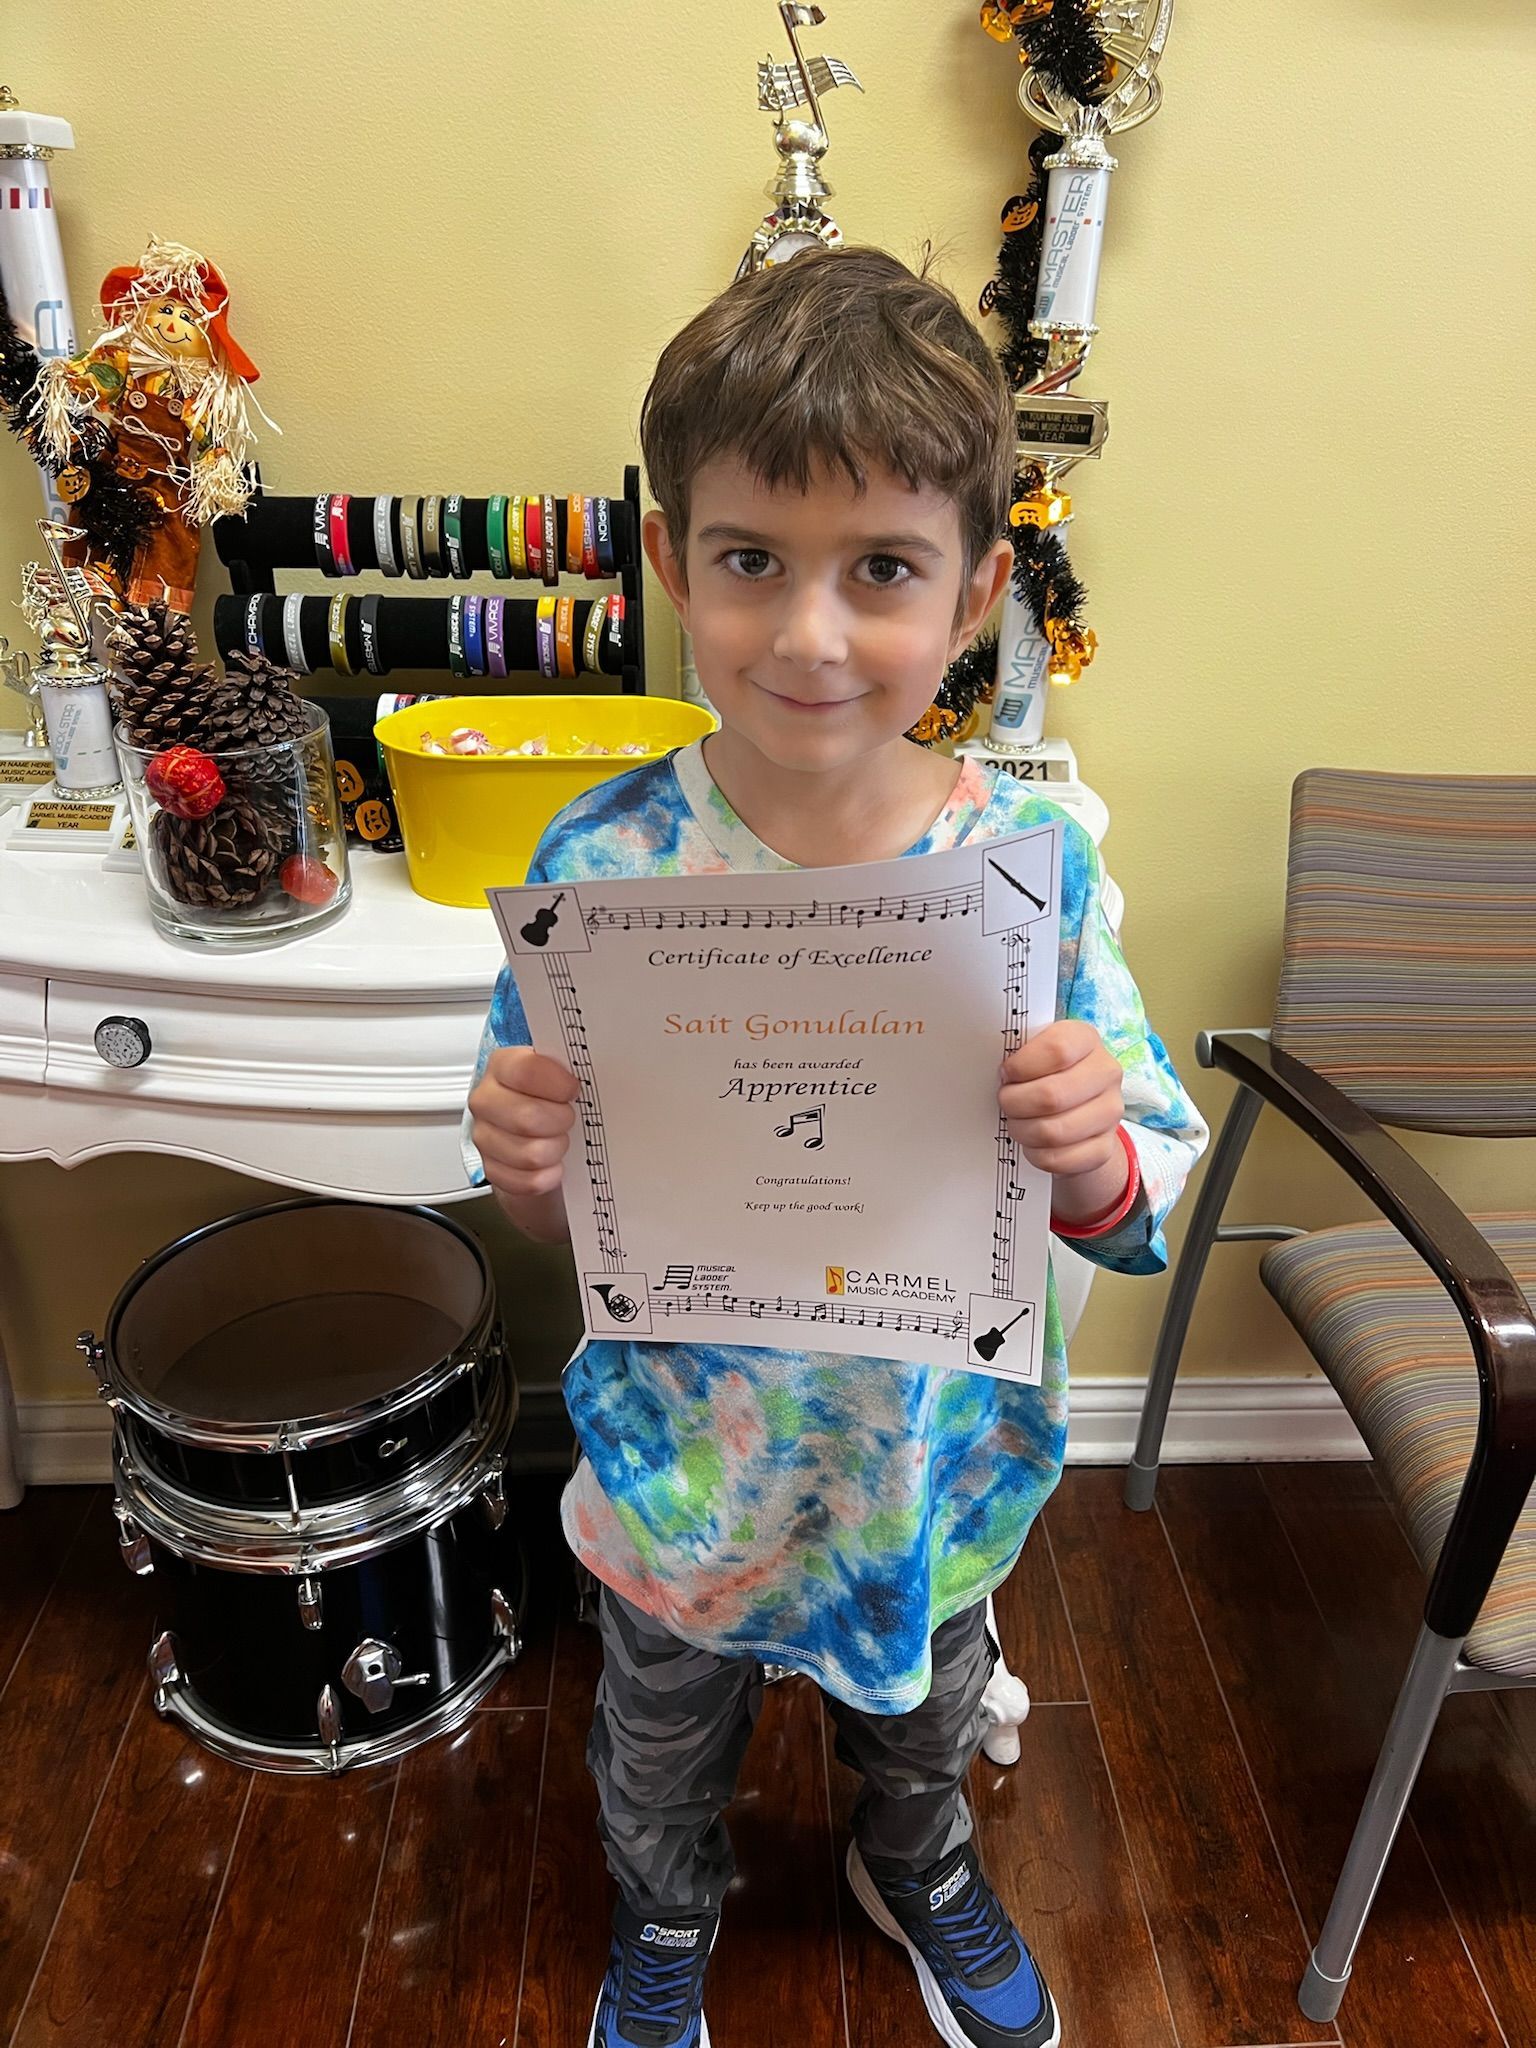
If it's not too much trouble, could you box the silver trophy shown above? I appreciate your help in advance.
[737,3,864,278]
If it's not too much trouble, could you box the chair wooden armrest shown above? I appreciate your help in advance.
[1201,1029,1536,1641]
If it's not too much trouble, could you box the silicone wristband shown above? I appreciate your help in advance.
[328,593,358,675]
[607,592,625,655]
[329,494,355,576]
[421,494,447,576]
[535,595,558,678]
[582,494,599,578]
[358,593,388,675]
[283,591,311,674]
[312,494,335,576]
[555,593,576,677]
[1050,1125,1142,1239]
[566,495,585,576]
[486,594,508,677]
[444,494,469,579]
[487,495,511,579]
[399,496,424,579]
[522,496,542,579]
[463,592,486,675]
[448,594,469,677]
[541,493,558,586]
[245,594,264,655]
[595,495,616,576]
[374,496,401,577]
[582,595,606,674]
[510,494,529,578]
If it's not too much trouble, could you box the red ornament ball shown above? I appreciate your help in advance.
[280,854,339,907]
[145,745,226,821]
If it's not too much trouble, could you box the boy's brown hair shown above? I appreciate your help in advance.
[639,245,1015,593]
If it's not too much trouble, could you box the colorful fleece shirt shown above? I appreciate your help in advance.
[462,740,1209,1713]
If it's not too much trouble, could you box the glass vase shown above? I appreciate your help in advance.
[116,702,352,949]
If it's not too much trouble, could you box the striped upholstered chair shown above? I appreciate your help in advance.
[1122,767,1536,2024]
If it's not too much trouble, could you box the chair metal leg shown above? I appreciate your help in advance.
[1297,1622,1463,2023]
[1124,1088,1263,1510]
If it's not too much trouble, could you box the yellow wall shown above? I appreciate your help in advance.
[3,0,1534,1413]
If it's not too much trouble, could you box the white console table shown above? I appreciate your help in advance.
[0,748,1112,1509]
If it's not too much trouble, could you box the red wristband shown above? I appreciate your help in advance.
[1050,1124,1141,1239]
[328,494,355,576]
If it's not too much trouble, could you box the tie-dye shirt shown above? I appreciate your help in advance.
[462,740,1208,1713]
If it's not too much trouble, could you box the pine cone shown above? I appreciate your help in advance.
[151,793,280,909]
[107,603,225,751]
[205,649,311,749]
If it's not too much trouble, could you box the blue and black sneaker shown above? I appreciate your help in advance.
[847,1839,1060,2048]
[586,1899,718,2048]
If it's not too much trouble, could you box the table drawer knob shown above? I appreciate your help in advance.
[94,1016,153,1068]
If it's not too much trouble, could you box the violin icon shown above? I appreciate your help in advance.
[520,892,566,948]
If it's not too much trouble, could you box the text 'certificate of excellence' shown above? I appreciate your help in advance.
[489,822,1063,1385]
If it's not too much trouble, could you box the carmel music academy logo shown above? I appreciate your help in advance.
[826,1263,955,1305]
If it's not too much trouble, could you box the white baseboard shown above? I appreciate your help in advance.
[14,1376,1367,1488]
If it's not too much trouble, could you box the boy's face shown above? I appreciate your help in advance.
[643,455,1012,778]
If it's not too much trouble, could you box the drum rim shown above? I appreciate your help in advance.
[113,1376,516,1573]
[102,1196,498,1450]
[117,1366,516,1544]
[149,1625,517,1775]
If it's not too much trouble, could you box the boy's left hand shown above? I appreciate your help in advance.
[999,1021,1125,1183]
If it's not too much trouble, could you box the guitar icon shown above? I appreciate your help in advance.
[520,892,566,948]
[972,1303,1032,1364]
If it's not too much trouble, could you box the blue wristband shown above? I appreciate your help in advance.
[462,592,486,675]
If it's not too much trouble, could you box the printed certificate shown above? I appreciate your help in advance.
[489,822,1063,1382]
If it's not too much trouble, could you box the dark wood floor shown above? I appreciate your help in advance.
[1,1463,1532,2048]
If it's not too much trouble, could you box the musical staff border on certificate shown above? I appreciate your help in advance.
[582,880,983,937]
[546,955,626,1271]
[992,927,1032,1299]
[650,1289,966,1343]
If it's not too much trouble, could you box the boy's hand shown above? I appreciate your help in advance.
[999,1021,1128,1209]
[468,1047,580,1199]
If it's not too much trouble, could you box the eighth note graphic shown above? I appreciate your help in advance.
[987,859,1047,913]
[774,1105,825,1150]
[972,1303,1032,1364]
[520,892,566,947]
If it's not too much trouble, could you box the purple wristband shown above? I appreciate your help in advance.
[486,595,508,677]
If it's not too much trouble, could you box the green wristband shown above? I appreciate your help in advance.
[421,493,447,576]
[487,494,511,579]
[444,493,469,579]
[448,593,469,677]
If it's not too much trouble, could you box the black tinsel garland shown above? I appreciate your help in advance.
[988,129,1055,392]
[0,279,164,585]
[1017,0,1116,103]
[0,283,42,452]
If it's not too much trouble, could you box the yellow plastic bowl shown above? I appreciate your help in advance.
[375,695,717,907]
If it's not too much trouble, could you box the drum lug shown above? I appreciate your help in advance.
[317,1683,344,1773]
[480,1461,507,1532]
[75,1330,121,1411]
[297,1574,324,1630]
[341,1636,430,1715]
[149,1629,180,1713]
[490,1586,522,1662]
[112,1498,154,1575]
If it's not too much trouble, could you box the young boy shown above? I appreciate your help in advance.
[464,246,1208,2048]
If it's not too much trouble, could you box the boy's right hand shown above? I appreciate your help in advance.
[468,1047,580,1199]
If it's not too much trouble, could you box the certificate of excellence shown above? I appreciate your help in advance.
[489,822,1064,1383]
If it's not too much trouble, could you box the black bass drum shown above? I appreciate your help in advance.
[78,1198,525,1774]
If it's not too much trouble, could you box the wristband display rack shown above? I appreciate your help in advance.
[210,465,646,695]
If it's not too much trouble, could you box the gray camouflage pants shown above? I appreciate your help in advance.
[587,1581,999,1915]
